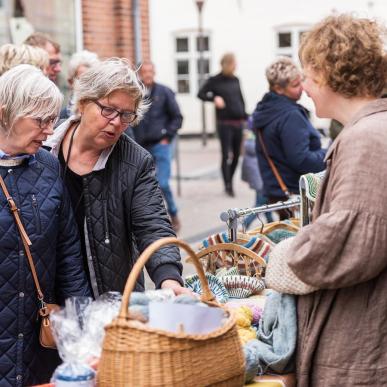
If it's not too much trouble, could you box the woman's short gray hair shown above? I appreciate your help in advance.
[0,43,49,76]
[73,57,148,125]
[0,64,62,133]
[266,57,301,89]
[67,50,99,82]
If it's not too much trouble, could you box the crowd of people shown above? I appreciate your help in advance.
[0,12,386,387]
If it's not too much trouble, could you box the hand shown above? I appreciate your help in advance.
[159,138,169,145]
[214,96,226,109]
[161,279,194,296]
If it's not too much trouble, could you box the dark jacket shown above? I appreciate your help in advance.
[46,119,183,297]
[253,92,326,197]
[0,150,91,387]
[133,83,183,147]
[197,72,247,121]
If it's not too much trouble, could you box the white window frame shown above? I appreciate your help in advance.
[275,24,311,64]
[174,30,212,96]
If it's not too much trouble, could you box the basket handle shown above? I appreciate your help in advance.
[119,237,216,320]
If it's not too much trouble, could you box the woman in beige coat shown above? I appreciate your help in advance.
[267,15,387,386]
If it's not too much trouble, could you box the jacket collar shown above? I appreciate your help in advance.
[325,98,387,161]
[44,116,116,172]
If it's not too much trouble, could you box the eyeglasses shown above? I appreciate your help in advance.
[92,100,137,124]
[34,116,57,129]
[48,59,61,68]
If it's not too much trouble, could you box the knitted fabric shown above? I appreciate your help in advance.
[200,232,271,276]
[299,171,326,202]
[265,238,317,295]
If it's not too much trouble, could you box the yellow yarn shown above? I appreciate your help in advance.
[235,306,253,328]
[237,327,257,344]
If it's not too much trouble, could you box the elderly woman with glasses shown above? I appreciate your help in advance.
[0,65,90,386]
[45,58,187,297]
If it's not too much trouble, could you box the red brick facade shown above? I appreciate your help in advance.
[82,0,150,63]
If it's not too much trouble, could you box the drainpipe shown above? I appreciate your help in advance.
[74,0,84,51]
[132,0,142,64]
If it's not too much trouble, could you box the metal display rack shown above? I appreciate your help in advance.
[219,196,301,242]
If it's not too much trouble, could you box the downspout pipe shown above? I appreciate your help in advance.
[74,0,84,51]
[132,0,142,65]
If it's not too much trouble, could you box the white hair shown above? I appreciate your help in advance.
[73,57,149,125]
[266,56,301,89]
[0,43,49,76]
[0,64,62,133]
[67,50,99,82]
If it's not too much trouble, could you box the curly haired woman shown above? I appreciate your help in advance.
[266,14,387,386]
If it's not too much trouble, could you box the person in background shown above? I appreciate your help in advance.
[241,119,273,229]
[24,32,61,83]
[45,58,188,298]
[0,43,49,76]
[252,57,326,219]
[132,61,183,232]
[198,52,247,197]
[60,50,99,120]
[268,14,387,386]
[0,65,90,386]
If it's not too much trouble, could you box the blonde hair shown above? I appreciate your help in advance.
[0,43,49,76]
[73,57,149,125]
[266,57,301,89]
[220,53,236,76]
[0,64,62,133]
[299,14,387,97]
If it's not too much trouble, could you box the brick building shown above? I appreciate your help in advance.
[82,0,150,62]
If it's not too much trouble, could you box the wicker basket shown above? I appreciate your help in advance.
[97,237,245,387]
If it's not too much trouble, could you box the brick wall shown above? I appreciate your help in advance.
[82,0,150,64]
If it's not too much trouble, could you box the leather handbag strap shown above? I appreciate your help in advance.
[257,129,290,198]
[0,175,45,301]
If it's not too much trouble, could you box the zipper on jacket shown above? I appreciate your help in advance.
[31,194,41,234]
[102,200,110,245]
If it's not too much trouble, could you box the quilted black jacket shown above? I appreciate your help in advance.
[0,150,91,387]
[47,121,183,297]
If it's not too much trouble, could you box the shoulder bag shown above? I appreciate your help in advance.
[0,175,59,349]
[257,129,290,198]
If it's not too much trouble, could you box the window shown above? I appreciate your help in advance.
[275,25,310,64]
[174,32,211,95]
[278,32,291,48]
[176,37,189,52]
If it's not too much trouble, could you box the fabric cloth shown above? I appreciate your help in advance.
[252,91,326,197]
[45,118,183,298]
[0,150,91,386]
[285,99,387,386]
[244,291,297,380]
[148,142,177,216]
[133,82,183,147]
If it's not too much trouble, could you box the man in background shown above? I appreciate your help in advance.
[24,32,61,83]
[133,61,183,232]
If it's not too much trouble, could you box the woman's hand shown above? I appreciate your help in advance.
[214,96,226,109]
[161,279,193,296]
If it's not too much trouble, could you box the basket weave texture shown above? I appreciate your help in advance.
[97,237,246,387]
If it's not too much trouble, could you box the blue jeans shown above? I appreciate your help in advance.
[149,142,178,216]
[244,191,273,229]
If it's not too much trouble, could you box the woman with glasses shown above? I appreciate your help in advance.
[0,65,90,386]
[45,58,187,297]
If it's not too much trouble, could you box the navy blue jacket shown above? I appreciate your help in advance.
[0,150,91,386]
[133,83,183,147]
[253,92,326,197]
